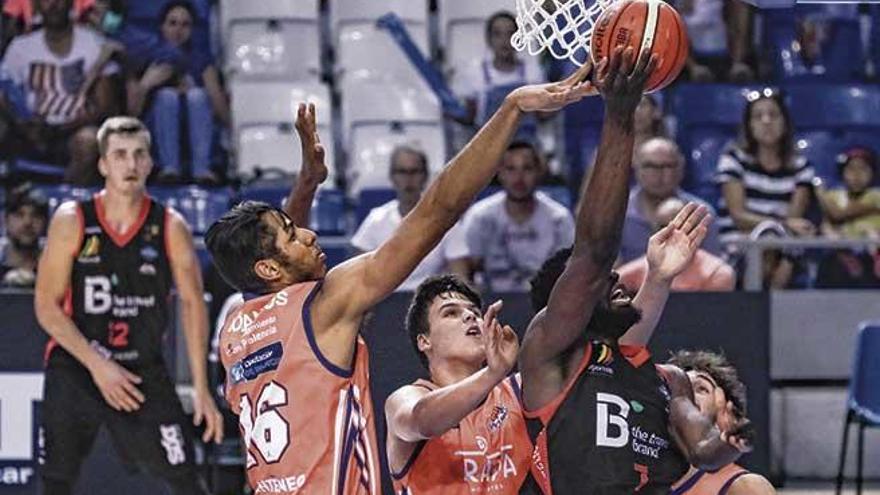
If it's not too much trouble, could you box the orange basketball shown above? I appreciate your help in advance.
[590,0,689,93]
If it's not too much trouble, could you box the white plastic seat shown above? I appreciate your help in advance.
[347,123,446,195]
[335,22,429,89]
[226,20,320,81]
[220,0,317,34]
[437,0,512,72]
[330,0,428,40]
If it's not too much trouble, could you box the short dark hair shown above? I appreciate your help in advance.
[4,183,49,219]
[837,146,877,177]
[506,140,542,167]
[389,145,428,175]
[160,0,196,25]
[205,201,284,294]
[97,116,151,156]
[740,88,794,168]
[667,350,748,422]
[406,275,483,370]
[485,11,516,40]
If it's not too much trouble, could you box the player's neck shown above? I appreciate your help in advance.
[429,361,482,388]
[98,189,146,225]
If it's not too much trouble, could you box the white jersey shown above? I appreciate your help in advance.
[458,191,574,292]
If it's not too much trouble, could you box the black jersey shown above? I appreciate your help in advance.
[525,341,689,495]
[50,195,173,369]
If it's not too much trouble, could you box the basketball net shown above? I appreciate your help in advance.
[511,0,617,67]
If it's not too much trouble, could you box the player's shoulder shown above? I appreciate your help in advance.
[48,201,82,229]
[385,382,432,412]
[728,473,776,495]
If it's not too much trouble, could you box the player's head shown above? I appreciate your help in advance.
[530,248,642,342]
[634,95,666,137]
[486,11,517,61]
[205,201,326,294]
[667,350,748,427]
[389,145,429,204]
[406,275,485,373]
[655,197,686,230]
[499,140,544,203]
[39,0,73,30]
[634,138,684,201]
[742,88,793,164]
[4,183,48,251]
[837,147,876,195]
[97,117,153,193]
[160,0,195,47]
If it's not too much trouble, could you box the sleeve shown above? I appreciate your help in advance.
[794,162,815,187]
[556,210,575,249]
[350,210,382,252]
[716,150,745,184]
[450,62,480,100]
[462,210,488,259]
[0,38,27,85]
[84,28,120,76]
[3,0,27,19]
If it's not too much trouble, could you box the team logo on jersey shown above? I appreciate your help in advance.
[588,343,615,376]
[487,405,509,432]
[454,436,518,484]
[139,263,156,276]
[140,246,159,261]
[229,342,283,384]
[77,235,101,262]
[142,224,160,243]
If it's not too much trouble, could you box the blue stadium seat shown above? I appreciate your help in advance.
[794,131,839,184]
[236,183,348,235]
[684,130,733,209]
[672,84,758,129]
[32,185,96,214]
[356,188,396,226]
[788,84,880,130]
[322,244,350,268]
[235,181,292,208]
[151,186,232,235]
[540,186,573,210]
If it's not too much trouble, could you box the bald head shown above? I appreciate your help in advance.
[634,137,684,200]
[656,197,686,227]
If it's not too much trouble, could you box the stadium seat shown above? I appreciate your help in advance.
[684,130,735,208]
[787,84,880,130]
[220,0,316,35]
[335,22,430,90]
[151,186,232,235]
[330,0,428,40]
[672,84,758,130]
[794,131,840,184]
[32,185,96,215]
[236,182,348,235]
[226,19,321,82]
[356,188,396,225]
[347,122,446,197]
[436,0,513,72]
[230,81,335,179]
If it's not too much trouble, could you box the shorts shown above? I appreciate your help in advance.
[40,363,197,484]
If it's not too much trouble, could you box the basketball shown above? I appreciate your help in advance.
[590,0,689,92]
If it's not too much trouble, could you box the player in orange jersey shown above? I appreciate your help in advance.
[204,66,595,495]
[669,350,776,495]
[385,275,530,495]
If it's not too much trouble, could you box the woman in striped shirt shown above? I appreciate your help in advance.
[715,88,815,237]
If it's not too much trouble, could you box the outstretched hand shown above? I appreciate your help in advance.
[508,60,597,113]
[294,102,328,186]
[481,300,519,379]
[593,46,657,116]
[714,388,754,453]
[646,202,711,282]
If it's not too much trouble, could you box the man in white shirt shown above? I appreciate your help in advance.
[351,145,467,292]
[0,0,119,184]
[453,141,574,292]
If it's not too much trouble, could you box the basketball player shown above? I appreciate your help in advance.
[669,350,776,495]
[385,275,530,494]
[34,117,223,495]
[205,67,594,494]
[519,46,749,494]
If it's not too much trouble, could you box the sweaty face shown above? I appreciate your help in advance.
[421,292,486,368]
[585,273,641,340]
[6,205,47,250]
[687,370,723,423]
[263,212,326,284]
[842,157,874,195]
[99,133,153,194]
[499,148,541,202]
[161,6,193,47]
[749,99,786,150]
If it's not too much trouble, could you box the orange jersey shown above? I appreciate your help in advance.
[671,464,750,495]
[219,281,380,495]
[391,376,532,495]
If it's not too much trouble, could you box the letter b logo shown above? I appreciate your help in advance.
[596,392,630,448]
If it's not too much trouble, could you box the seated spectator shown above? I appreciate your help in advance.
[1,0,93,52]
[618,198,736,292]
[450,11,545,139]
[126,0,229,185]
[716,89,815,238]
[633,94,668,154]
[351,145,467,292]
[746,220,802,290]
[674,0,755,82]
[0,0,119,184]
[814,147,880,288]
[1,182,48,286]
[620,137,721,263]
[452,140,574,292]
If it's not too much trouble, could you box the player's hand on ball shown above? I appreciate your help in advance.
[594,46,657,116]
[89,357,145,413]
[647,202,711,282]
[294,102,328,186]
[481,300,519,379]
[509,60,596,113]
[193,387,225,444]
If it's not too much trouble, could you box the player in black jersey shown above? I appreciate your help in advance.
[34,117,223,495]
[517,47,749,495]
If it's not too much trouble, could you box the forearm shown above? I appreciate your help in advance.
[127,80,151,116]
[669,396,740,471]
[726,0,752,64]
[35,302,103,371]
[619,271,671,346]
[284,176,320,227]
[411,368,502,438]
[180,298,211,390]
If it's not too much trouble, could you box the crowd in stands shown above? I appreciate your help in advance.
[1,0,880,294]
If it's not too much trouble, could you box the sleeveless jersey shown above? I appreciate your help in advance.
[671,464,751,495]
[525,341,689,495]
[391,376,532,495]
[51,194,173,369]
[219,281,380,495]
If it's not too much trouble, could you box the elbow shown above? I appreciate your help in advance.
[410,400,442,438]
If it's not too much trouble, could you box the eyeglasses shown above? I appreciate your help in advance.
[391,168,426,176]
[640,161,679,171]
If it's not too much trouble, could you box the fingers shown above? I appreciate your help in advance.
[482,300,503,329]
[671,202,699,230]
[563,58,594,86]
[651,222,675,244]
[688,214,712,247]
[681,204,709,233]
[201,410,225,444]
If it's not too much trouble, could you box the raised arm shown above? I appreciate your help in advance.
[519,48,654,377]
[314,65,595,327]
[283,103,328,227]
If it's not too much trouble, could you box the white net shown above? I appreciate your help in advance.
[511,0,617,67]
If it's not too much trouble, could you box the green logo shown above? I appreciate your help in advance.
[630,400,644,413]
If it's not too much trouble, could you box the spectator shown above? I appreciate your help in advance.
[716,88,815,238]
[450,11,545,139]
[351,145,467,291]
[1,182,48,286]
[0,0,119,184]
[675,0,755,82]
[634,94,668,153]
[620,137,721,263]
[814,147,880,288]
[1,0,93,52]
[618,198,736,292]
[452,140,574,292]
[745,220,801,290]
[126,0,229,185]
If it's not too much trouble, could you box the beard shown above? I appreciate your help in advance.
[584,302,643,341]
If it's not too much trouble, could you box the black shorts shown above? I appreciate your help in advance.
[41,363,197,483]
